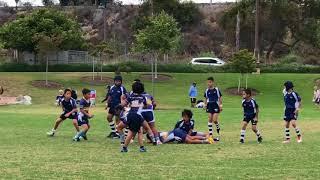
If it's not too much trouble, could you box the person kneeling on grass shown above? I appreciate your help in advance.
[120,81,157,153]
[239,89,263,144]
[73,88,94,142]
[47,89,79,136]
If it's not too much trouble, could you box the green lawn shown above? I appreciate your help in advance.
[1,72,320,179]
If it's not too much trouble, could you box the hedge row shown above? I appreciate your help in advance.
[0,62,320,73]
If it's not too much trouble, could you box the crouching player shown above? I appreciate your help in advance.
[47,89,79,136]
[115,105,130,145]
[73,88,94,141]
[239,89,263,143]
[120,82,156,153]
[283,81,302,143]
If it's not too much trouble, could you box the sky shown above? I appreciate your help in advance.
[3,0,235,6]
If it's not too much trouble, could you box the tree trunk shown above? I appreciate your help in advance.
[245,73,248,89]
[92,57,95,81]
[46,57,49,86]
[100,55,103,81]
[151,54,154,96]
[266,41,276,65]
[155,53,158,79]
[237,75,241,93]
[236,10,240,52]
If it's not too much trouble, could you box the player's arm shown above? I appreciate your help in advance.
[295,94,302,114]
[218,96,223,111]
[80,108,93,118]
[121,94,128,107]
[255,106,259,122]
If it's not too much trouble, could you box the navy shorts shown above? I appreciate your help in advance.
[60,112,77,120]
[141,111,155,123]
[77,114,89,126]
[108,107,116,115]
[243,114,257,125]
[173,128,187,143]
[284,108,298,121]
[120,117,128,125]
[206,102,220,114]
[127,112,144,133]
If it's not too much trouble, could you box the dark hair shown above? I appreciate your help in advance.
[207,77,214,81]
[115,104,124,111]
[64,88,72,95]
[114,76,123,82]
[82,88,91,95]
[134,79,141,82]
[182,109,193,119]
[243,88,252,96]
[132,82,145,94]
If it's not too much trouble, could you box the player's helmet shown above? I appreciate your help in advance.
[114,76,123,82]
[284,81,294,91]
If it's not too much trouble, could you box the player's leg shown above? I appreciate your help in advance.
[73,124,89,142]
[121,130,135,152]
[208,113,214,137]
[251,122,262,143]
[239,121,248,143]
[290,120,302,143]
[117,121,127,145]
[107,110,118,138]
[72,118,80,133]
[283,120,291,143]
[212,113,221,136]
[142,120,156,145]
[47,116,65,136]
[185,135,212,144]
[138,129,147,152]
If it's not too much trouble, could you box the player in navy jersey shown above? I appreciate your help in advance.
[141,92,162,144]
[282,81,302,143]
[47,89,79,137]
[55,90,64,106]
[73,88,94,141]
[204,77,222,141]
[239,89,262,143]
[105,76,127,138]
[120,82,156,153]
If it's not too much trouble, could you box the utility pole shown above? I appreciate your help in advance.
[254,0,260,74]
[103,7,107,42]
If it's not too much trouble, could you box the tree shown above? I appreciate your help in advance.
[134,11,181,94]
[229,49,256,92]
[43,0,55,6]
[0,9,87,61]
[0,1,8,7]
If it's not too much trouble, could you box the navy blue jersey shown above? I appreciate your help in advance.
[204,87,222,103]
[141,92,155,111]
[242,98,258,116]
[79,98,91,119]
[127,93,146,112]
[61,98,77,113]
[284,91,301,109]
[108,85,127,108]
[56,95,64,105]
[174,119,194,134]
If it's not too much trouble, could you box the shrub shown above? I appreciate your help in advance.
[278,54,303,65]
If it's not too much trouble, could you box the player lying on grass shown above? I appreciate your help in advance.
[73,88,94,141]
[120,81,156,152]
[47,89,79,137]
[282,81,302,143]
[239,89,263,144]
[204,77,222,141]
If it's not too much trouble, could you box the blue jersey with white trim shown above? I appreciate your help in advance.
[141,92,154,111]
[61,98,77,113]
[127,93,147,112]
[284,91,301,109]
[204,87,222,103]
[108,85,127,108]
[174,119,194,134]
[242,98,258,116]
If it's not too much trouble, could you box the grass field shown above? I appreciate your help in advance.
[1,72,320,179]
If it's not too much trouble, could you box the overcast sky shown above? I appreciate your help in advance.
[3,0,235,6]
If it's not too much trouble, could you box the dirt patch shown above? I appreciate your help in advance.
[80,76,113,85]
[139,74,173,82]
[225,87,260,96]
[31,80,63,89]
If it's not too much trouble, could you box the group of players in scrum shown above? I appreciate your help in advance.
[47,76,303,152]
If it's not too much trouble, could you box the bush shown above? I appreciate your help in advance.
[303,55,320,65]
[278,54,303,65]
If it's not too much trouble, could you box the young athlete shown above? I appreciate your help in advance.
[47,89,79,136]
[313,86,320,105]
[73,88,94,141]
[120,82,156,153]
[239,89,263,143]
[188,82,198,108]
[141,92,161,144]
[55,90,64,106]
[106,76,127,138]
[204,77,222,141]
[115,105,130,145]
[283,81,302,143]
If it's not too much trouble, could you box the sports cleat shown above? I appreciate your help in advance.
[214,137,220,142]
[282,139,290,144]
[82,135,88,140]
[297,136,302,143]
[107,132,120,139]
[208,137,215,144]
[73,137,80,142]
[257,136,263,143]
[121,147,128,153]
[239,139,244,144]
[139,147,147,152]
[47,130,55,136]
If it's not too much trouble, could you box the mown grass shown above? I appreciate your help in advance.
[0,72,320,179]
